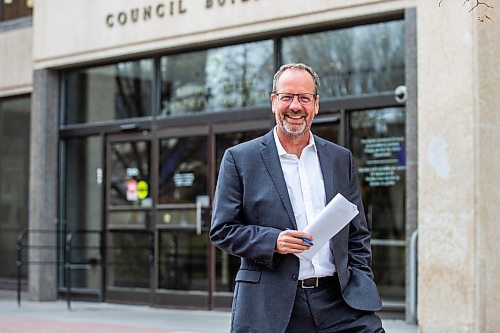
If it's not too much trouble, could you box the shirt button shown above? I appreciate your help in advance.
[291,274,298,280]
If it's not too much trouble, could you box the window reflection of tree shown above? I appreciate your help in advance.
[115,61,152,119]
[205,42,273,110]
[161,52,209,115]
[161,41,273,115]
[283,21,405,97]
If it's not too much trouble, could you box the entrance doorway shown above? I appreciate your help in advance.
[62,103,407,312]
[105,131,153,303]
[103,122,272,307]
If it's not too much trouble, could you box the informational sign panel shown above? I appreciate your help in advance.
[358,136,406,187]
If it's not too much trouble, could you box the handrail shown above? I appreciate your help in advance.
[17,228,156,310]
[64,230,103,310]
[16,228,103,308]
[408,229,418,324]
[64,229,155,310]
[16,229,65,307]
[16,230,27,307]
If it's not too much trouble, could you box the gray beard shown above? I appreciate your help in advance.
[280,119,307,138]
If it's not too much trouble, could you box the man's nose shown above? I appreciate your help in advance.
[288,96,302,110]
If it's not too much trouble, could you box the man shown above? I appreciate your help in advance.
[210,63,384,333]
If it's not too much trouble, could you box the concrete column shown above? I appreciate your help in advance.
[476,9,500,333]
[418,2,500,332]
[28,69,59,301]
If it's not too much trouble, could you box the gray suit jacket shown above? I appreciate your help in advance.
[210,130,382,333]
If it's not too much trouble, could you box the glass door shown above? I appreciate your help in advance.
[105,131,153,304]
[349,107,406,303]
[154,127,211,307]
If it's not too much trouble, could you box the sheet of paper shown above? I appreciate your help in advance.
[295,193,359,261]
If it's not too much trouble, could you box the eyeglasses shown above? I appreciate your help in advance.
[273,92,317,105]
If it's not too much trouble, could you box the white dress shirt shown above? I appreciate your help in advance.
[273,128,336,279]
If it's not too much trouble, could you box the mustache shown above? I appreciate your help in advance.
[283,111,307,117]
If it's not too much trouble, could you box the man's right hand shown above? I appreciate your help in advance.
[275,229,313,254]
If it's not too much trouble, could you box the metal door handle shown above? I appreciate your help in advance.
[196,195,210,235]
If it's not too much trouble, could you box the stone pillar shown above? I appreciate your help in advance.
[29,69,59,301]
[418,2,500,332]
[476,8,500,333]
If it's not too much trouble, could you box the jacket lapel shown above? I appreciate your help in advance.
[315,135,335,203]
[315,135,348,267]
[260,131,298,229]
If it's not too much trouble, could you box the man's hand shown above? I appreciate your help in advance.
[275,229,313,254]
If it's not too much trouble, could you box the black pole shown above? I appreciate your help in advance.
[16,231,27,307]
[65,232,72,310]
[16,238,22,307]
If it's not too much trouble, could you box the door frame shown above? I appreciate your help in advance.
[153,125,212,307]
[104,130,154,304]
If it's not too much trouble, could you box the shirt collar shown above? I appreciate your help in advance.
[273,126,316,157]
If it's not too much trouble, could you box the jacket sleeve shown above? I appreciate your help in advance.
[209,149,281,270]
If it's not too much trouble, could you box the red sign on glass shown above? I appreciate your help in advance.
[126,179,138,201]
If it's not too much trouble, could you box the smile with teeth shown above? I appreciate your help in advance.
[285,114,305,120]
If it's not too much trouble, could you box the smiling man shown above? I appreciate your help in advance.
[210,63,384,333]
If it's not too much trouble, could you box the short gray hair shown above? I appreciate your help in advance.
[272,63,320,95]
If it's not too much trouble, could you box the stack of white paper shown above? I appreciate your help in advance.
[295,193,359,261]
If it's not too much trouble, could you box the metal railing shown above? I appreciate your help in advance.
[64,230,104,310]
[17,228,155,310]
[16,229,104,309]
[16,229,64,307]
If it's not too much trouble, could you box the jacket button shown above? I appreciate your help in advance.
[291,274,298,280]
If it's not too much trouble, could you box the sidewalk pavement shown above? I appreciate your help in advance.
[0,290,418,333]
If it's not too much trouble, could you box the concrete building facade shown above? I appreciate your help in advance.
[0,0,499,332]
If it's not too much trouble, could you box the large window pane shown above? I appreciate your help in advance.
[0,96,30,281]
[350,107,406,300]
[158,136,207,204]
[160,40,273,116]
[109,141,151,207]
[64,137,103,230]
[107,231,151,288]
[311,120,340,145]
[63,136,103,290]
[158,231,208,291]
[65,60,153,124]
[282,20,405,98]
[372,244,405,300]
